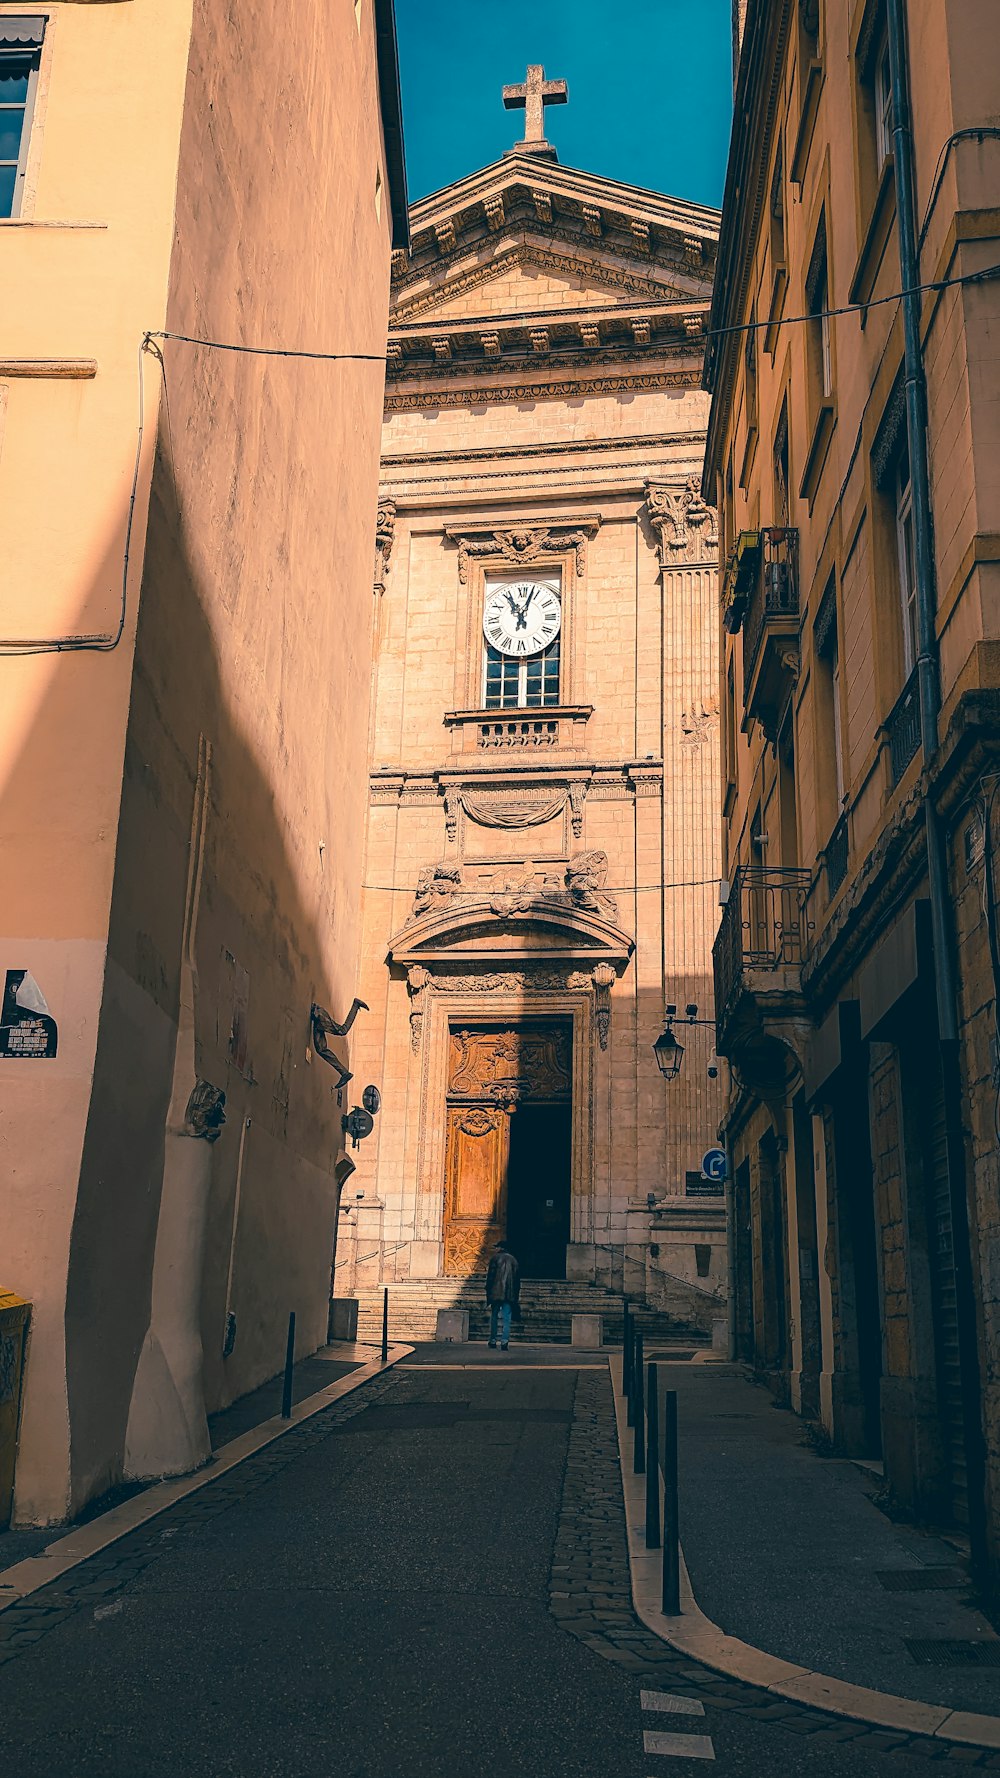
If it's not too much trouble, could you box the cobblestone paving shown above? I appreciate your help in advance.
[549,1370,1000,1768]
[0,1367,400,1667]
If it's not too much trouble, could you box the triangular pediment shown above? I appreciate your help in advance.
[393,241,686,326]
[392,157,718,322]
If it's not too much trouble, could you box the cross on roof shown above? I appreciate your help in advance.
[502,64,568,162]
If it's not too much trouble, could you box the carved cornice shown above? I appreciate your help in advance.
[402,961,620,1054]
[385,368,702,412]
[645,476,719,565]
[443,514,601,582]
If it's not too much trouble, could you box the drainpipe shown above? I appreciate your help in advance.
[887,0,988,1576]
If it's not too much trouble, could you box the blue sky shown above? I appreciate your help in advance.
[394,0,734,210]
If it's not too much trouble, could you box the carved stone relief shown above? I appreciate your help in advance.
[645,475,719,565]
[680,695,720,748]
[445,517,599,584]
[374,497,396,594]
[413,860,462,916]
[448,1025,572,1102]
[461,791,566,829]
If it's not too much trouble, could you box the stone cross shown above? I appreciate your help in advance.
[502,64,568,161]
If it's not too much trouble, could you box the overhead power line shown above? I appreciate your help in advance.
[3,255,998,657]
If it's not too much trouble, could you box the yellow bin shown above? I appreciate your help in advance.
[0,1290,30,1528]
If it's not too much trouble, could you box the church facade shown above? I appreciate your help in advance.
[343,83,726,1328]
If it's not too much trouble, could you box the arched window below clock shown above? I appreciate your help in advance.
[482,573,561,709]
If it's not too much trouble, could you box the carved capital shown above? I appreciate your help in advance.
[644,475,719,565]
[592,963,616,1051]
[406,965,432,1052]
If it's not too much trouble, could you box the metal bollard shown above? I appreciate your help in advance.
[632,1329,645,1473]
[661,1387,680,1614]
[281,1311,296,1419]
[381,1285,389,1364]
[622,1297,632,1400]
[645,1360,660,1548]
[626,1318,637,1426]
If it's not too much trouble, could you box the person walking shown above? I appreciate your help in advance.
[485,1240,520,1350]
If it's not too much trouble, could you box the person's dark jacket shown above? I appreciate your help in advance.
[486,1248,520,1305]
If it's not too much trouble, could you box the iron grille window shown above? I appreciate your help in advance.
[0,20,45,219]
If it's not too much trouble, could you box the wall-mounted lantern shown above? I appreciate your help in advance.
[653,1005,685,1081]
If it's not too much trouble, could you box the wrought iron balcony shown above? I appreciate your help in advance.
[886,670,921,786]
[725,528,800,742]
[713,865,812,1054]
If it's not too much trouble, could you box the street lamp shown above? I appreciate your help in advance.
[653,1005,685,1081]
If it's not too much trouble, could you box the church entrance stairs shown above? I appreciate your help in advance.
[351,1278,709,1346]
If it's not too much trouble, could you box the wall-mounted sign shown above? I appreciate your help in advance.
[701,1147,728,1182]
[0,970,57,1059]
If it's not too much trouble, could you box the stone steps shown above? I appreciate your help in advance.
[352,1279,708,1345]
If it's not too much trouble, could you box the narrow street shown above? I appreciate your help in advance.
[1,1356,992,1776]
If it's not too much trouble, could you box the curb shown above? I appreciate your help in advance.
[0,1342,411,1612]
[610,1356,1000,1753]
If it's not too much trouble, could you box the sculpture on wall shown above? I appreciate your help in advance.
[413,859,462,915]
[564,849,618,919]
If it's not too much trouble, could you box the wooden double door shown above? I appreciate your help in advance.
[443,1023,572,1278]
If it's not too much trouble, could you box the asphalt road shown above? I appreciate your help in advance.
[0,1361,993,1776]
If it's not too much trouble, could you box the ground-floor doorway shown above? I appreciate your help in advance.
[442,1021,572,1278]
[506,1102,572,1278]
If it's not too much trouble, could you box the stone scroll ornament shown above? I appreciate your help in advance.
[374,497,396,595]
[406,966,432,1053]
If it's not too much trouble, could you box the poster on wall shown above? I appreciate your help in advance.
[0,970,58,1059]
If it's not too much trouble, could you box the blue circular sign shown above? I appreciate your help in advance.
[701,1147,727,1182]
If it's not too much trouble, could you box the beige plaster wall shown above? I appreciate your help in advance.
[0,0,197,1524]
[2,0,394,1521]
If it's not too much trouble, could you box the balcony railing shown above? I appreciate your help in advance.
[886,670,921,786]
[824,813,849,899]
[714,865,812,1035]
[742,528,800,706]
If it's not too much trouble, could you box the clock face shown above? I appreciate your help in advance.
[482,581,561,657]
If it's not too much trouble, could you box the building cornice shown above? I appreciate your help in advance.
[373,0,409,251]
[702,0,791,492]
[384,365,702,413]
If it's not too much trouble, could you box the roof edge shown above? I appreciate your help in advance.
[374,0,410,251]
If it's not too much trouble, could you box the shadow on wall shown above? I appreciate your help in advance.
[1,432,355,1519]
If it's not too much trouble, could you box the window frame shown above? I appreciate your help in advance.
[874,34,893,175]
[481,570,562,711]
[0,28,44,221]
[895,445,917,677]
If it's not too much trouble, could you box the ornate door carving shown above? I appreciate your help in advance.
[443,1105,509,1276]
[448,1026,571,1101]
